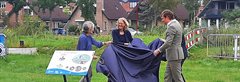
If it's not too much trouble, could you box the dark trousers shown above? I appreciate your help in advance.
[80,66,92,82]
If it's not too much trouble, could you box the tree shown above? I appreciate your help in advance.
[222,9,240,24]
[7,0,26,27]
[138,0,180,27]
[77,0,96,24]
[203,0,210,5]
[138,1,154,25]
[149,0,179,11]
[182,0,200,25]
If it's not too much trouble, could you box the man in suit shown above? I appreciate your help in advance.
[153,9,184,82]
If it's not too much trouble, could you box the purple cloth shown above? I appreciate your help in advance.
[96,38,165,82]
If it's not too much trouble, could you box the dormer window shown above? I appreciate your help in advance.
[0,2,6,8]
[130,2,137,8]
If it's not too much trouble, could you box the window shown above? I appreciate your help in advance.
[218,2,226,9]
[227,2,235,9]
[46,21,49,26]
[0,2,6,8]
[130,2,137,8]
[55,22,59,28]
[104,21,107,30]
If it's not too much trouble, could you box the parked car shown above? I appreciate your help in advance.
[127,28,143,36]
[52,28,66,35]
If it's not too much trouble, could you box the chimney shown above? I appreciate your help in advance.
[96,0,104,31]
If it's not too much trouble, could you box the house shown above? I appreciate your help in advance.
[0,0,25,27]
[128,3,189,29]
[5,0,69,30]
[6,0,33,27]
[127,6,138,29]
[196,0,205,27]
[198,0,240,29]
[33,7,68,29]
[64,3,85,30]
[0,1,10,27]
[96,0,128,33]
[120,0,140,30]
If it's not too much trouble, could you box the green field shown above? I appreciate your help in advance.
[0,33,240,82]
[1,54,240,82]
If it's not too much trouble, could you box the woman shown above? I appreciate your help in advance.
[112,17,133,45]
[77,21,111,82]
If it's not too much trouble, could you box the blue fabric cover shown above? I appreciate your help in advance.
[96,38,165,82]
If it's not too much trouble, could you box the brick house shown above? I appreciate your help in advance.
[33,6,68,29]
[0,1,10,27]
[96,0,128,33]
[64,3,85,30]
[5,0,69,29]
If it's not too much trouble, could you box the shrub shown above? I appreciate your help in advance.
[13,16,47,36]
[68,25,80,35]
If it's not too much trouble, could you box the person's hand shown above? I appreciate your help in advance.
[153,49,161,56]
[104,41,112,45]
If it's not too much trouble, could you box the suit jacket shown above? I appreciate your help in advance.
[159,20,184,61]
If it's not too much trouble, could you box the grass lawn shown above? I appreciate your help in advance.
[1,54,240,82]
[1,33,240,82]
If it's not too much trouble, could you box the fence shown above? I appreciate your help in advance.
[184,28,207,50]
[207,34,240,61]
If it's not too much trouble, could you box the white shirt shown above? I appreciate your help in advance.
[167,19,178,26]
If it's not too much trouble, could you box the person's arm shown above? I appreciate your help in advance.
[126,30,133,43]
[77,36,88,50]
[155,26,176,55]
[121,30,133,46]
[91,36,103,48]
[159,26,176,51]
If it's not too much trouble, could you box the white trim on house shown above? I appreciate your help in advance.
[208,19,211,28]
[23,6,30,9]
[216,19,219,29]
[75,19,85,22]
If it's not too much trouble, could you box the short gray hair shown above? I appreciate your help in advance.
[82,21,95,33]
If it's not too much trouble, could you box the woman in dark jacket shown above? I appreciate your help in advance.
[112,17,133,45]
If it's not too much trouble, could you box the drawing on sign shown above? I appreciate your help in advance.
[72,54,91,64]
[75,66,82,71]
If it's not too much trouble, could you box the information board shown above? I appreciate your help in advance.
[46,51,95,76]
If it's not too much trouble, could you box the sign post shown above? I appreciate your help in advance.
[46,51,95,82]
